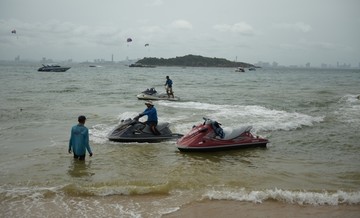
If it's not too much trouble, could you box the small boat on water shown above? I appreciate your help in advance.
[38,64,71,72]
[235,67,245,72]
[136,88,180,101]
[248,67,256,71]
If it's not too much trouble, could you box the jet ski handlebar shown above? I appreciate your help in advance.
[202,117,221,126]
[203,117,211,124]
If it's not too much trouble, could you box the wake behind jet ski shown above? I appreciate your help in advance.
[136,87,180,101]
[108,117,183,143]
[176,117,268,152]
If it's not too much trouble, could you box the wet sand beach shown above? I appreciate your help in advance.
[164,200,360,218]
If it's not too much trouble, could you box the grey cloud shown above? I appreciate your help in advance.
[213,22,254,35]
[273,22,312,33]
[170,20,193,30]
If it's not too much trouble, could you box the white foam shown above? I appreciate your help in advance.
[160,101,324,132]
[334,94,360,123]
[204,188,360,205]
[89,102,325,144]
[90,124,115,144]
[89,112,139,144]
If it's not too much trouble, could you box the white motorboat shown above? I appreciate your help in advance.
[235,67,245,72]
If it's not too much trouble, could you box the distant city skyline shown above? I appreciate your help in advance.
[1,0,359,67]
[9,54,360,69]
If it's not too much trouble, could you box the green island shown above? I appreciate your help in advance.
[135,54,256,68]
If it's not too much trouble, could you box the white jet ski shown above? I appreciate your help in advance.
[136,88,180,101]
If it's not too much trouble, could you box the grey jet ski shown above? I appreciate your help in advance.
[108,117,183,143]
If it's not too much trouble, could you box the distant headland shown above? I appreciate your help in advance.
[135,54,256,68]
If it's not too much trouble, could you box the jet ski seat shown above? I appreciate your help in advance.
[141,122,170,134]
[222,126,252,140]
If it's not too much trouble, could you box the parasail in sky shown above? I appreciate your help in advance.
[11,29,16,34]
[126,38,133,47]
[144,43,149,47]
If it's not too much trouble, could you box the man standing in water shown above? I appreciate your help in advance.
[69,115,93,160]
[164,76,174,98]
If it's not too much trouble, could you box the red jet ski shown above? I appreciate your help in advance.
[176,117,269,152]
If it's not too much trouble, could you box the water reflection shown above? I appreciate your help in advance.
[67,159,94,178]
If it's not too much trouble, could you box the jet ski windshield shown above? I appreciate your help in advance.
[141,88,157,95]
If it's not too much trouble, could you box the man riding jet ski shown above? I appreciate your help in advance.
[176,117,269,152]
[108,117,183,143]
[108,101,183,143]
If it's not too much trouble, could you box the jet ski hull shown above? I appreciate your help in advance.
[136,93,180,101]
[109,134,183,143]
[136,88,180,101]
[176,118,269,152]
[177,141,267,152]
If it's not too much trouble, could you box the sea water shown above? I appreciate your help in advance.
[0,62,359,217]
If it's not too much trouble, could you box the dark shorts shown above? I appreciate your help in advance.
[146,121,158,126]
[74,154,85,160]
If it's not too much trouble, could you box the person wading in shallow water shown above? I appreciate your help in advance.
[68,115,93,160]
[164,76,174,98]
[137,101,161,135]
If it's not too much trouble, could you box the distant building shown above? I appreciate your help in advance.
[336,62,351,69]
[94,59,106,63]
[41,57,53,63]
[255,61,271,68]
[289,65,299,68]
[306,62,310,68]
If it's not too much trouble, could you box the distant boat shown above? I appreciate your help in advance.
[235,67,245,72]
[38,64,71,72]
[248,67,256,71]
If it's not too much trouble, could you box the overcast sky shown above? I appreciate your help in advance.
[1,0,359,66]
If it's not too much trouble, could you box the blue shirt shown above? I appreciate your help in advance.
[69,124,92,156]
[141,106,158,122]
[165,79,173,88]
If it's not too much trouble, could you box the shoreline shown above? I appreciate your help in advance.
[163,200,360,218]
